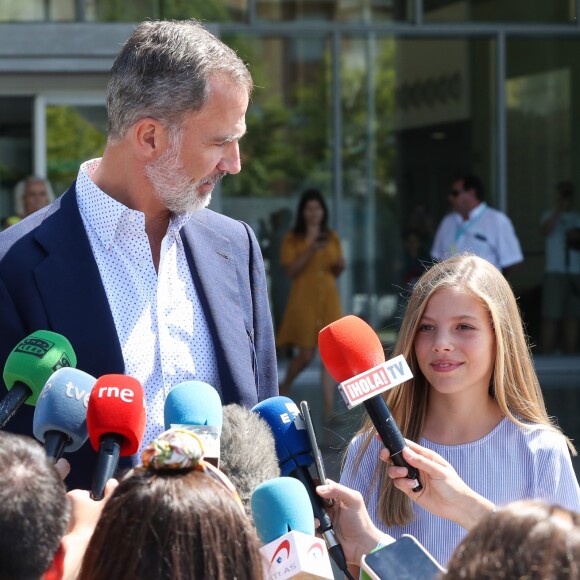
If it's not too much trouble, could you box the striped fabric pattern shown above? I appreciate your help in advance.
[341,417,580,566]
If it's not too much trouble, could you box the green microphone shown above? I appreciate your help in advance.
[0,330,77,429]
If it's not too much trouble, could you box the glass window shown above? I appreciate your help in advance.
[424,0,574,23]
[340,36,496,345]
[219,34,333,332]
[256,0,412,23]
[85,0,246,23]
[506,38,580,356]
[46,105,107,196]
[0,0,75,21]
[0,98,34,221]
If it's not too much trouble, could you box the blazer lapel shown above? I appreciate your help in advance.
[181,213,255,404]
[33,185,124,378]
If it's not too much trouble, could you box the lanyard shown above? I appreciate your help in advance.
[453,203,488,245]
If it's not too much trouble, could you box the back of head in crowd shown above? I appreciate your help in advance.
[0,431,70,580]
[445,500,580,579]
[220,404,280,519]
[79,428,263,580]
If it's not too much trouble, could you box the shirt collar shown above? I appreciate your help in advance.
[468,201,487,220]
[456,201,488,223]
[77,158,192,249]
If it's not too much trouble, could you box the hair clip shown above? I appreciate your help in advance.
[141,428,205,470]
[141,427,243,508]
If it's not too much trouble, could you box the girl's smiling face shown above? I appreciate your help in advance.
[414,287,496,399]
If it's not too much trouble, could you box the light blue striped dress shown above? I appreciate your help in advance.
[340,418,580,567]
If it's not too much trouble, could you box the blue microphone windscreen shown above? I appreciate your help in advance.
[251,396,313,476]
[251,477,315,543]
[33,367,97,452]
[164,381,223,430]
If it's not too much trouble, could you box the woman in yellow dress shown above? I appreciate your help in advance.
[277,188,345,421]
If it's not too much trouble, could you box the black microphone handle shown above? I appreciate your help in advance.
[363,396,423,492]
[44,430,69,461]
[91,433,123,501]
[290,465,333,532]
[0,382,32,429]
[289,465,349,574]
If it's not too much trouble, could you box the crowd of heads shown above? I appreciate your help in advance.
[80,428,264,580]
[0,431,70,580]
[445,500,580,579]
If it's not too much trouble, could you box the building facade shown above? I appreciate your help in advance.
[1,1,579,438]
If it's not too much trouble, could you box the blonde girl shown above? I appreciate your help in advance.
[340,254,580,569]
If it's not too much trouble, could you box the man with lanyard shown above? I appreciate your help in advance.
[430,173,523,273]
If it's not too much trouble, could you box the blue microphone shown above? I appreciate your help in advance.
[251,477,315,543]
[33,367,97,461]
[164,381,223,466]
[252,397,350,577]
[251,477,334,579]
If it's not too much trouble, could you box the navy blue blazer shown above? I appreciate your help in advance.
[0,183,278,489]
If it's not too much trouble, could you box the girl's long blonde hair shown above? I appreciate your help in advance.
[349,254,575,527]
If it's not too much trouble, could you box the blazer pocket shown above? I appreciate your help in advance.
[246,328,258,388]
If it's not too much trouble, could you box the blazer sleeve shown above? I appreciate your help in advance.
[0,275,26,384]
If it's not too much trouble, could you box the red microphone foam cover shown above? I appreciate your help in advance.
[318,315,386,383]
[87,374,146,455]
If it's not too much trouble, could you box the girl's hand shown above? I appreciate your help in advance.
[380,439,495,530]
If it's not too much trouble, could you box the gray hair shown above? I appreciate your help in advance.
[106,19,253,142]
[13,176,55,216]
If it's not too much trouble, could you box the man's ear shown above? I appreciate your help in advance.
[133,118,169,161]
[42,541,65,580]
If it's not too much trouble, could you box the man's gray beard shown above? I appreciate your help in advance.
[145,145,225,214]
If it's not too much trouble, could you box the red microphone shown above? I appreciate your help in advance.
[319,315,421,491]
[87,374,146,499]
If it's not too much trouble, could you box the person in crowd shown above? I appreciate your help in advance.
[219,404,280,519]
[340,254,580,573]
[0,19,277,490]
[445,499,580,579]
[0,431,70,579]
[398,227,429,291]
[14,176,55,219]
[540,180,580,354]
[431,174,523,273]
[277,188,345,422]
[79,428,264,580]
[1,176,55,231]
[0,431,115,580]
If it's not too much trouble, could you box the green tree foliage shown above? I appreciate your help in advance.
[94,0,231,22]
[46,106,107,193]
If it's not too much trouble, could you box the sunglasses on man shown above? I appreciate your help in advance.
[450,188,466,197]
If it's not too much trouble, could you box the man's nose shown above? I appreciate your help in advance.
[217,141,241,175]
